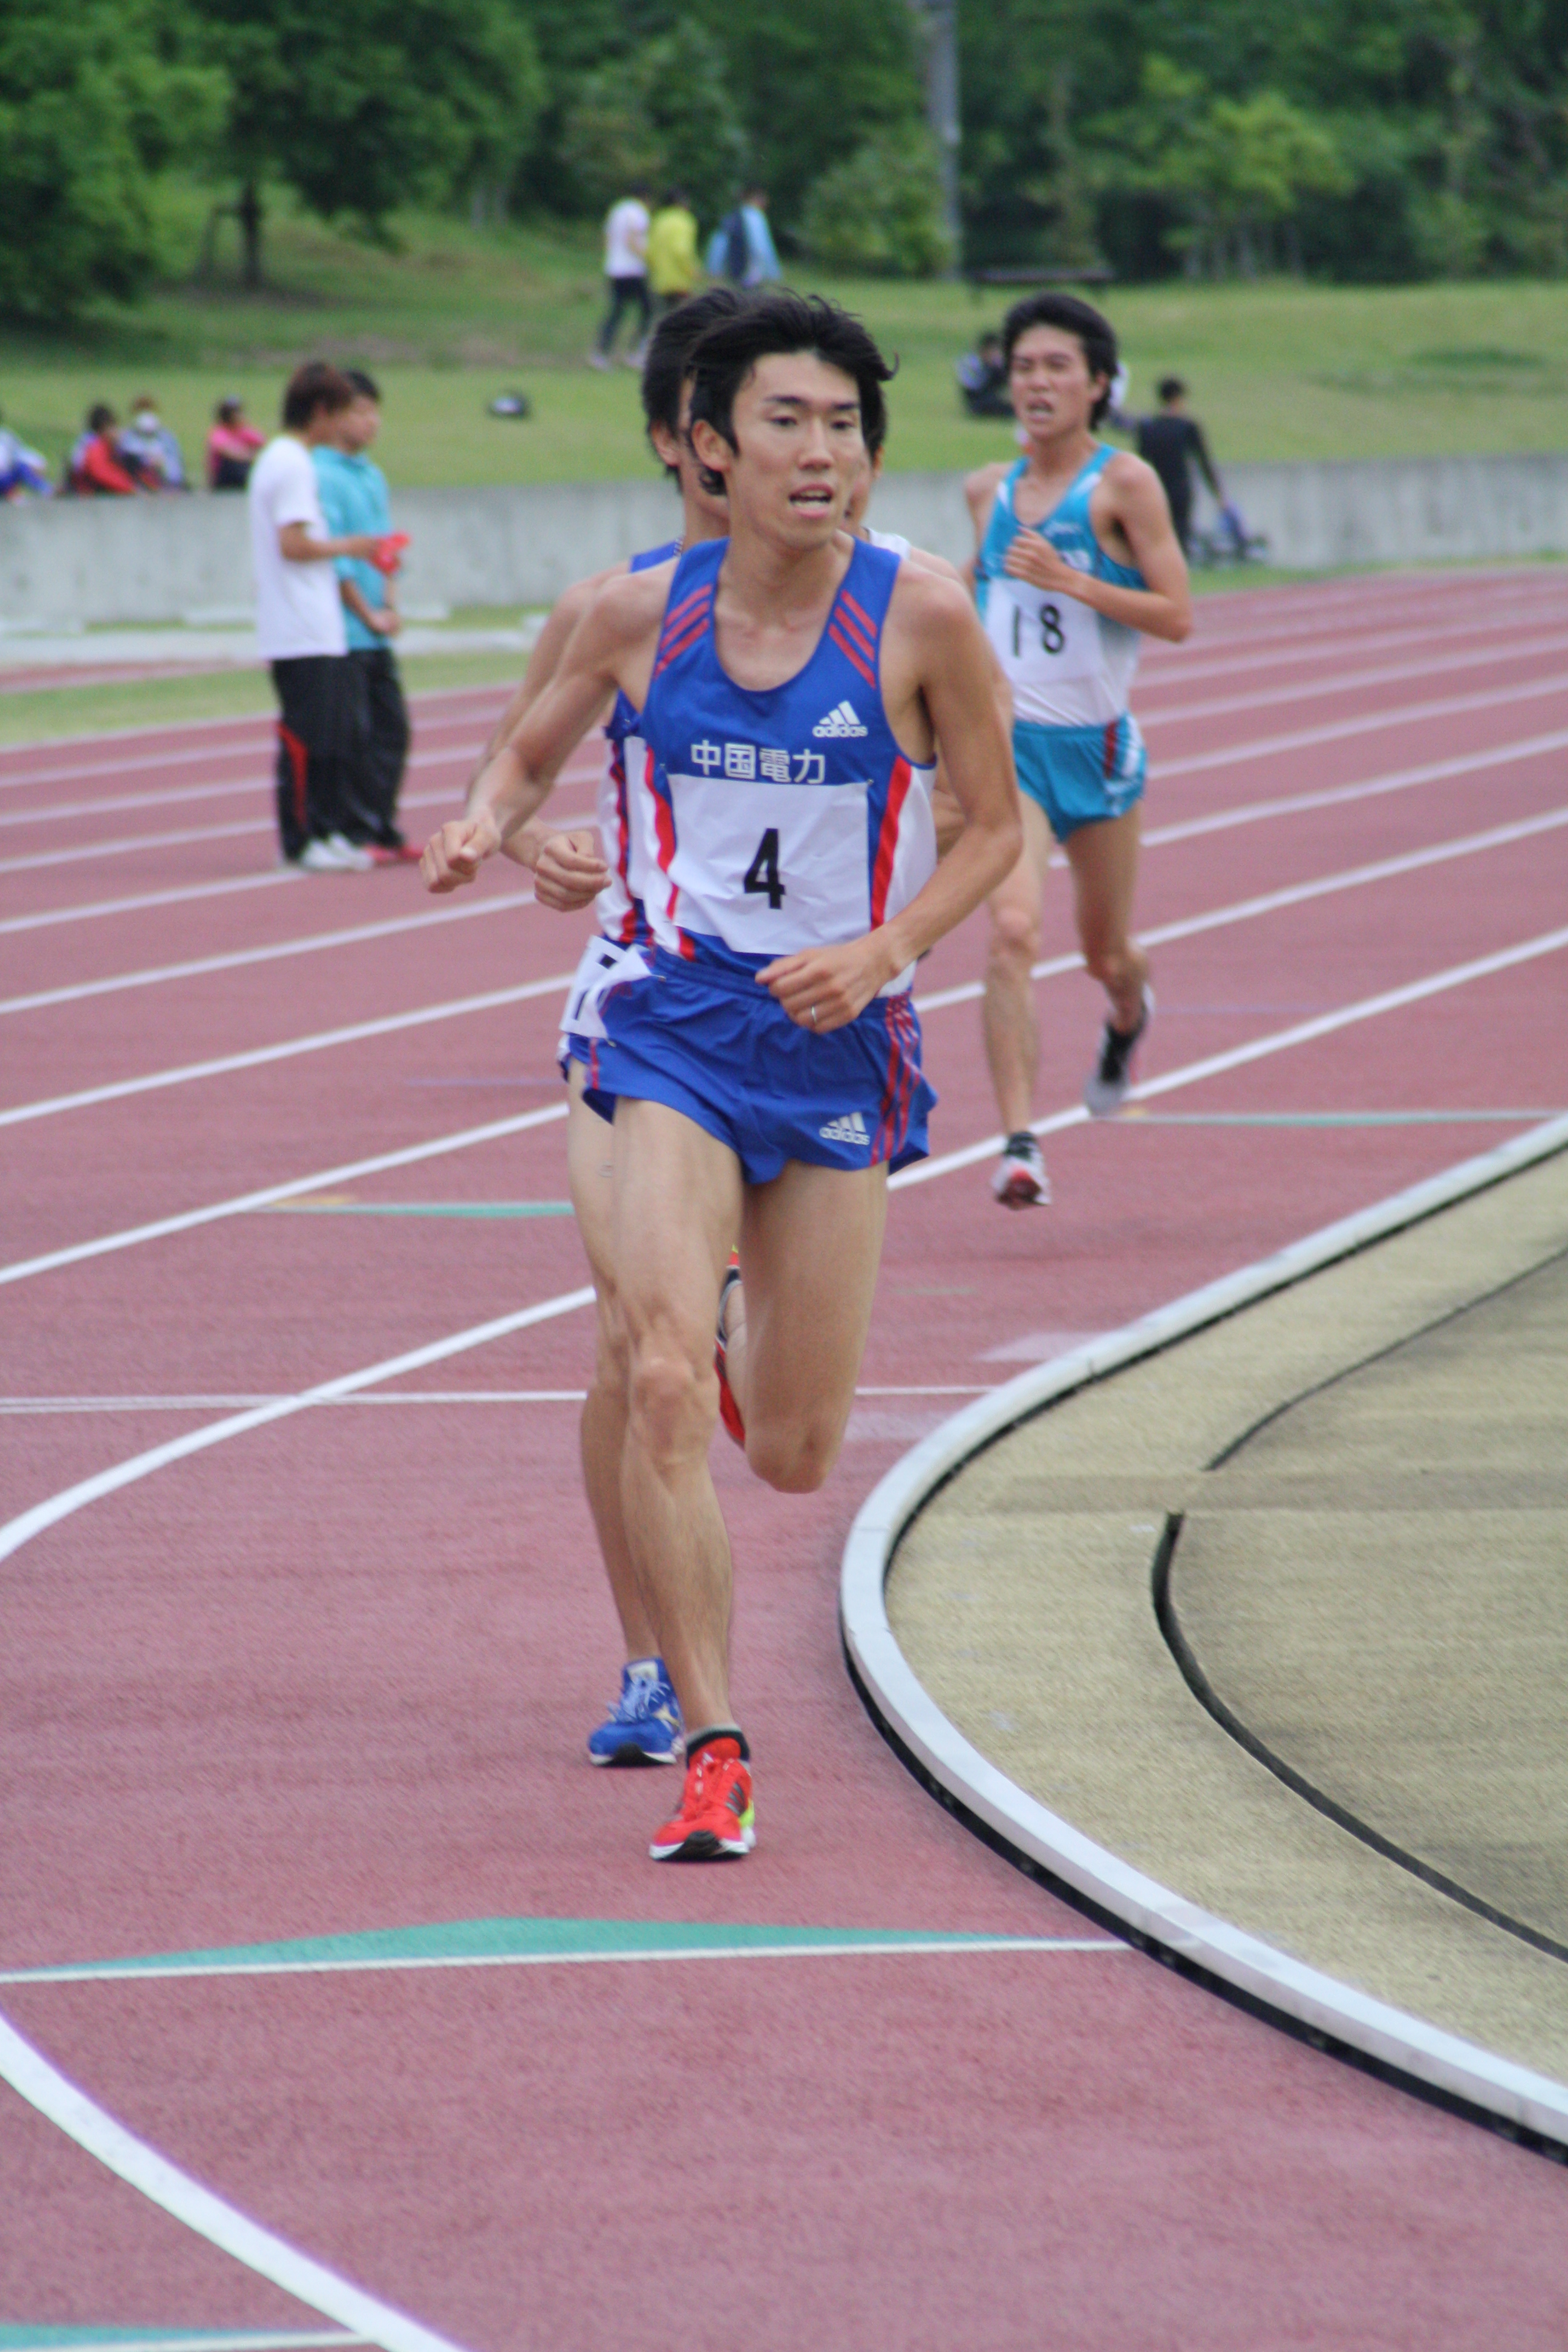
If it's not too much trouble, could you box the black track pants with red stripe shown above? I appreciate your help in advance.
[270,655,354,861]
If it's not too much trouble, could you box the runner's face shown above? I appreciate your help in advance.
[708,352,864,547]
[650,387,728,528]
[844,443,884,533]
[1008,327,1105,443]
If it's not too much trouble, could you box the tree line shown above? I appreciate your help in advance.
[3,0,1566,321]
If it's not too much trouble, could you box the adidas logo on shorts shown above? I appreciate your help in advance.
[819,1111,870,1146]
[812,700,869,739]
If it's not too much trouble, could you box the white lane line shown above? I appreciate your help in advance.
[0,777,590,877]
[1136,595,1565,691]
[0,1106,570,1290]
[0,972,574,1130]
[0,2014,475,2352]
[7,921,1562,1296]
[0,2336,367,2352]
[10,671,1563,877]
[1154,668,1568,781]
[0,1290,594,1569]
[0,1935,1116,1988]
[0,1382,996,1415]
[0,868,301,936]
[1134,629,1568,730]
[0,728,572,831]
[0,891,533,1018]
[1143,728,1568,850]
[912,806,1568,1014]
[0,816,273,874]
[0,696,507,793]
[12,633,1554,820]
[11,792,1560,1120]
[895,923,1568,1189]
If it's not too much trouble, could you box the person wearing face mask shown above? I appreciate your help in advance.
[118,396,188,491]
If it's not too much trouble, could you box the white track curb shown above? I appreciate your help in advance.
[841,1113,1568,2146]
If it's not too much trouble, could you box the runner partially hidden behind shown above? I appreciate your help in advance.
[424,291,1020,1861]
[447,287,740,1776]
[966,294,1191,1209]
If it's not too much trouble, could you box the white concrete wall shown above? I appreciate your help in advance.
[3,454,1567,628]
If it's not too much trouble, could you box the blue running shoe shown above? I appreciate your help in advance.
[587,1658,684,1767]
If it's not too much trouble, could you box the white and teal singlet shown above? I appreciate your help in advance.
[975,446,1149,838]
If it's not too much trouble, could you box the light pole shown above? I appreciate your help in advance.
[911,0,961,272]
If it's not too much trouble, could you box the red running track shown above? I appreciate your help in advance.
[1,570,1566,2347]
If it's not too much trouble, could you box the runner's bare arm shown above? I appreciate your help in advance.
[422,570,660,895]
[457,569,623,881]
[758,573,1021,1028]
[964,462,1010,560]
[1001,452,1192,642]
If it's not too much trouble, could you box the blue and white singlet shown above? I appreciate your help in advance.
[581,535,939,1183]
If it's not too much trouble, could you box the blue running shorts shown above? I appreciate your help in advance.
[581,943,935,1186]
[1013,713,1146,843]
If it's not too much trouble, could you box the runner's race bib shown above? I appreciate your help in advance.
[984,575,1101,688]
[562,939,649,1042]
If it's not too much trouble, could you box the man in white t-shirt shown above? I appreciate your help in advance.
[249,362,386,873]
[589,184,652,371]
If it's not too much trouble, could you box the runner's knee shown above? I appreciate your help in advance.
[745,1408,843,1495]
[988,896,1039,973]
[627,1337,713,1460]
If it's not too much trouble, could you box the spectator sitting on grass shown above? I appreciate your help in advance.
[0,412,51,498]
[956,331,1011,418]
[119,394,188,490]
[647,186,699,313]
[64,406,140,497]
[207,397,265,491]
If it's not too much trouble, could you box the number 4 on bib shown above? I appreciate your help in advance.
[743,826,785,910]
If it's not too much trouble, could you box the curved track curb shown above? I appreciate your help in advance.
[841,1114,1568,2148]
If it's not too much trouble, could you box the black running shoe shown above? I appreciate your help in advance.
[1083,985,1154,1117]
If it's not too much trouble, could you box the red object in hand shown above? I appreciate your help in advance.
[371,532,410,575]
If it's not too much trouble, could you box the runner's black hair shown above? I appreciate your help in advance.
[684,289,895,492]
[345,367,381,403]
[641,286,749,480]
[1001,292,1117,425]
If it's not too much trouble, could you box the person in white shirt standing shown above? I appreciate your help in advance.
[249,361,386,873]
[589,184,652,370]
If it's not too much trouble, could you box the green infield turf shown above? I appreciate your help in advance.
[5,189,1568,492]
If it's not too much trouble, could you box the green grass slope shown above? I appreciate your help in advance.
[4,188,1567,488]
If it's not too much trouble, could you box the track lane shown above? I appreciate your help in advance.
[5,568,1568,2344]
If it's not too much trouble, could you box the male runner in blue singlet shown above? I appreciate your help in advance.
[442,291,740,1774]
[424,292,1020,1861]
[965,294,1191,1207]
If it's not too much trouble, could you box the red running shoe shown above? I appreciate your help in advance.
[714,1252,745,1448]
[649,1735,755,1861]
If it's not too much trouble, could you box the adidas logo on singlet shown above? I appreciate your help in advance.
[812,699,869,739]
[819,1111,871,1146]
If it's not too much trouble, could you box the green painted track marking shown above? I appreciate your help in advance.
[263,1200,573,1218]
[0,1916,1120,1987]
[1116,1109,1564,1127]
[0,2335,365,2351]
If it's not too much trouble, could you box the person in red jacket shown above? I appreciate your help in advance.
[65,407,140,497]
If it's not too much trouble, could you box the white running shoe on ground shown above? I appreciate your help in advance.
[293,838,359,874]
[324,832,374,871]
[991,1131,1050,1209]
[1083,985,1154,1117]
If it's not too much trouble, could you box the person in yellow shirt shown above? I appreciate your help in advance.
[645,186,699,312]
